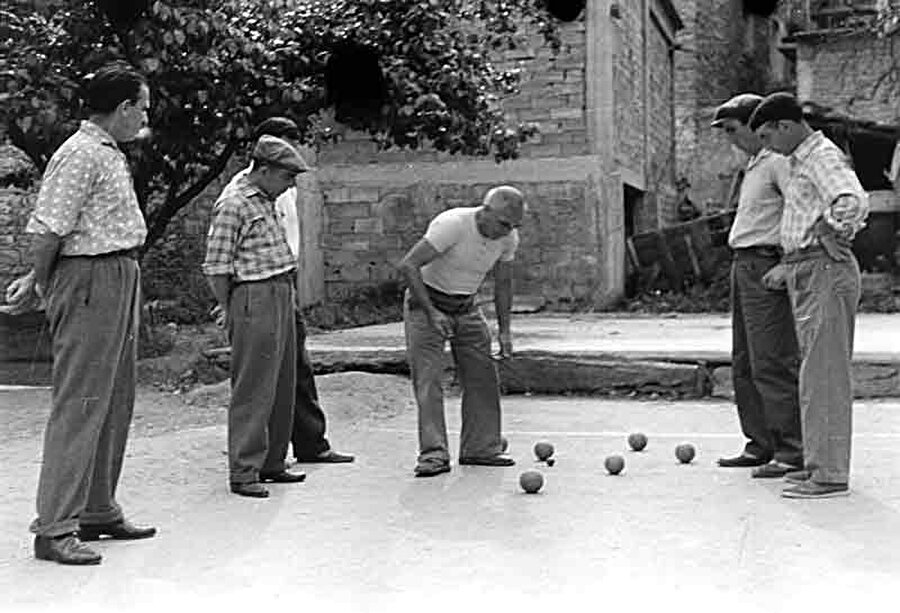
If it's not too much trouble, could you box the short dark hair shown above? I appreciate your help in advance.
[748,92,804,132]
[82,61,147,115]
[253,117,301,141]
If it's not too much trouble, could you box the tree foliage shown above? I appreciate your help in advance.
[0,0,560,250]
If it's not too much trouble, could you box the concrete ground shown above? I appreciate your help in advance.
[2,381,899,613]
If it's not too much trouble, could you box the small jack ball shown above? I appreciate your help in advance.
[519,470,544,494]
[534,441,554,461]
[546,458,556,467]
[675,443,696,464]
[500,436,509,453]
[604,455,625,475]
[628,432,648,451]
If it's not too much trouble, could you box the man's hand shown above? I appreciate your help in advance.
[763,263,789,291]
[1,272,42,315]
[815,217,853,262]
[210,304,229,329]
[496,331,513,359]
[428,307,454,340]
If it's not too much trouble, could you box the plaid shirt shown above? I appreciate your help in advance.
[781,131,869,253]
[202,176,296,282]
[25,121,146,255]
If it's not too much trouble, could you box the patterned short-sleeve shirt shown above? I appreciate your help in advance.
[25,121,147,255]
[202,176,296,282]
[781,131,869,253]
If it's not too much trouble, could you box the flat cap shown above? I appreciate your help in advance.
[251,135,309,174]
[748,92,803,132]
[711,93,764,127]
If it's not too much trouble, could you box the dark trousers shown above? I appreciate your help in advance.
[290,314,332,459]
[31,255,140,537]
[731,250,803,465]
[228,278,296,484]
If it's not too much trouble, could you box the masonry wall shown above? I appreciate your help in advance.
[796,34,900,125]
[674,0,779,213]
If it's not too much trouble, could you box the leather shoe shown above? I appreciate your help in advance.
[230,482,270,498]
[79,520,157,542]
[259,470,306,483]
[295,450,355,464]
[717,453,769,468]
[34,534,102,565]
[751,461,802,479]
[459,455,516,467]
[413,460,451,478]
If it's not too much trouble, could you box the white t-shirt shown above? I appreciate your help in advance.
[421,207,519,295]
[216,165,300,258]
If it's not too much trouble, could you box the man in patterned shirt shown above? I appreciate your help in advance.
[14,62,157,565]
[203,135,308,498]
[215,117,354,467]
[750,92,869,499]
[398,186,525,477]
[710,94,803,478]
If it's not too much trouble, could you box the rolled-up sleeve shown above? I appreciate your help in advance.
[25,147,93,237]
[202,199,242,277]
[813,150,869,236]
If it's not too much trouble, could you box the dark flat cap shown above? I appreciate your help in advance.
[251,135,309,174]
[711,93,764,127]
[748,92,803,132]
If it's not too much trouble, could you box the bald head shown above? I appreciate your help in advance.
[483,185,526,224]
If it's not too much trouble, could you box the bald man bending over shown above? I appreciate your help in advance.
[398,186,526,477]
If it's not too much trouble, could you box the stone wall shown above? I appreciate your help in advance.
[796,33,900,125]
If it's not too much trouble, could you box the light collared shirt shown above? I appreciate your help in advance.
[781,131,869,253]
[421,206,519,295]
[202,175,296,282]
[25,120,147,255]
[218,165,300,258]
[728,148,790,249]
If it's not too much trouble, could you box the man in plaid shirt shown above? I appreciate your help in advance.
[203,135,309,498]
[750,92,869,499]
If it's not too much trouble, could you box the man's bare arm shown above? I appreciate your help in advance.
[31,233,63,296]
[397,238,452,337]
[493,260,515,355]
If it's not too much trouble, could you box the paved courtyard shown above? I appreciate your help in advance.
[2,380,899,613]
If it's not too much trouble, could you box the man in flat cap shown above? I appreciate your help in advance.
[749,92,869,499]
[710,94,803,479]
[397,186,525,477]
[203,134,308,498]
[216,117,355,469]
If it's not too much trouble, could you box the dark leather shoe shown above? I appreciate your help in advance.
[717,453,769,468]
[459,455,516,467]
[79,520,157,542]
[34,534,102,565]
[259,470,306,483]
[230,482,270,498]
[295,450,355,464]
[413,461,451,478]
[752,461,802,479]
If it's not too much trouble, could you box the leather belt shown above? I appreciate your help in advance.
[732,245,782,259]
[62,247,140,260]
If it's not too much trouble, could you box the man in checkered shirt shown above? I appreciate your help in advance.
[203,135,309,498]
[750,92,869,499]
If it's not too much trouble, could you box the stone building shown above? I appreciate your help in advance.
[312,0,683,309]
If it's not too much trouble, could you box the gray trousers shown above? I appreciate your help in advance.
[403,292,504,464]
[227,277,296,484]
[784,248,860,484]
[730,250,802,465]
[31,255,140,538]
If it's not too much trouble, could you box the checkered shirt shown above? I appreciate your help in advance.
[25,121,147,255]
[781,131,869,253]
[202,176,296,282]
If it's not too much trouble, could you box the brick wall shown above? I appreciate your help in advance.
[318,21,590,165]
[0,188,33,294]
[796,34,900,125]
[613,0,645,176]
